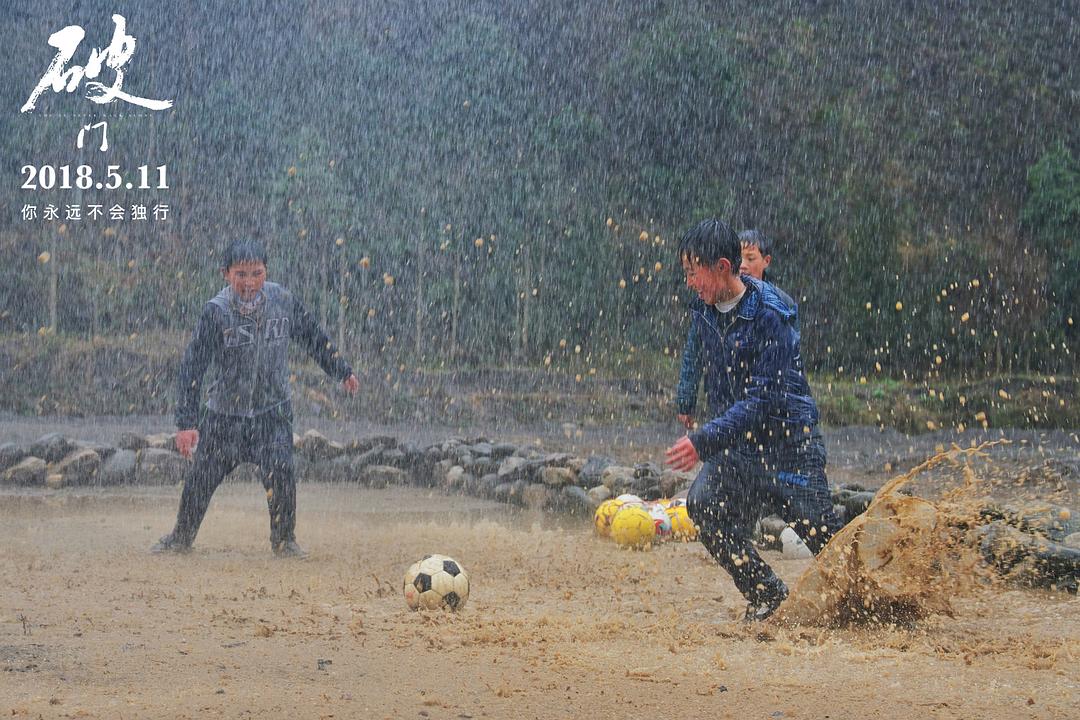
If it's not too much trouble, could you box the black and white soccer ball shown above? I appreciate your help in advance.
[403,554,470,611]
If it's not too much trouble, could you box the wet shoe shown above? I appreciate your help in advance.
[744,586,789,623]
[273,540,308,559]
[149,534,191,555]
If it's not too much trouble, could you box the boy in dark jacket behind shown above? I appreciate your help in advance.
[151,239,359,558]
[665,219,839,622]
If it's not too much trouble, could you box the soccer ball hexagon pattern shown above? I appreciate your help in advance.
[403,554,470,611]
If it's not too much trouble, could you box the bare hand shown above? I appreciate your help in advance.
[176,429,199,459]
[665,435,700,472]
[342,374,359,395]
[677,413,694,430]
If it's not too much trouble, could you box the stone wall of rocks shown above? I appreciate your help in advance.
[3,429,1077,590]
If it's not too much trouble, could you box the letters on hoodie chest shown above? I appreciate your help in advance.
[222,315,290,349]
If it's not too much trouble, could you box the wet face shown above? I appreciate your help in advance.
[222,261,266,302]
[681,255,732,306]
[740,244,771,280]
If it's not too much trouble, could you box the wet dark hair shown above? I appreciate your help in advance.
[678,218,740,274]
[738,229,773,258]
[220,239,268,270]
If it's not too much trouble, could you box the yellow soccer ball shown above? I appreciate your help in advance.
[666,504,699,541]
[594,498,625,537]
[610,505,657,549]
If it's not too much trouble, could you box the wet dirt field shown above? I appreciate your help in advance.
[2,480,1077,719]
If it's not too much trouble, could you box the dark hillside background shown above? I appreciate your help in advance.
[1,0,1077,421]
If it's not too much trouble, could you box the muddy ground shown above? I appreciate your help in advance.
[1,417,1078,718]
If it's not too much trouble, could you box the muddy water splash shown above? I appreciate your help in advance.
[774,441,1011,627]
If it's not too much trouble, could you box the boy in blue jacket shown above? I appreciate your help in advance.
[151,239,359,558]
[665,219,838,621]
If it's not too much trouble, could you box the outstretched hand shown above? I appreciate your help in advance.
[342,374,359,395]
[665,435,700,472]
[176,429,199,459]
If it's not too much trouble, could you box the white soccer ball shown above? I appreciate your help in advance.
[647,503,672,538]
[403,554,470,611]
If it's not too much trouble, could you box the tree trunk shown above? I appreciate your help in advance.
[337,240,346,355]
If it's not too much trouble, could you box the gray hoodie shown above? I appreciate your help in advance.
[175,282,352,428]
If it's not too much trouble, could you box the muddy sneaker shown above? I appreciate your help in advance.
[744,586,789,623]
[149,534,191,555]
[273,540,308,559]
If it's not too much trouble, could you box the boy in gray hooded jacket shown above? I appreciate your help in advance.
[151,239,358,557]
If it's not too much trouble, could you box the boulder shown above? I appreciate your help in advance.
[540,467,576,487]
[144,433,175,450]
[561,485,593,513]
[579,455,615,485]
[586,484,612,505]
[52,448,102,486]
[476,473,500,498]
[3,456,46,486]
[362,465,407,488]
[600,465,636,492]
[298,429,346,462]
[99,449,137,486]
[522,483,555,510]
[490,443,519,460]
[116,432,149,451]
[980,522,1080,593]
[0,443,28,473]
[445,465,467,490]
[497,456,530,481]
[135,448,189,485]
[29,433,76,463]
[659,470,691,499]
[349,435,397,454]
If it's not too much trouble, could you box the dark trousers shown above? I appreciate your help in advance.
[171,405,297,547]
[686,438,840,604]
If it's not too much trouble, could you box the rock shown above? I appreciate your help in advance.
[758,515,788,549]
[561,485,593,513]
[298,429,347,462]
[980,502,1078,543]
[491,443,519,460]
[349,435,397,454]
[522,483,555,510]
[600,465,636,492]
[117,432,149,451]
[144,433,175,450]
[0,443,28,473]
[45,473,65,489]
[493,482,516,504]
[497,456,530,481]
[477,474,500,498]
[470,442,494,457]
[659,470,691,499]
[781,527,813,559]
[379,448,409,469]
[29,433,76,463]
[586,485,612,505]
[541,467,576,487]
[466,457,499,477]
[835,489,876,519]
[980,522,1080,592]
[3,456,47,486]
[446,465,467,489]
[73,440,116,462]
[135,448,189,485]
[579,456,614,485]
[362,465,407,488]
[52,448,102,486]
[316,456,365,483]
[1064,532,1080,550]
[99,449,137,485]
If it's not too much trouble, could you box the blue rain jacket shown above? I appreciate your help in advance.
[684,276,819,460]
